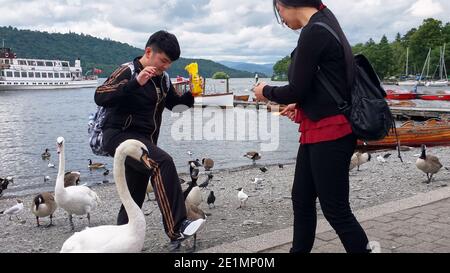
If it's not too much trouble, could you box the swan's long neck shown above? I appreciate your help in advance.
[114,151,145,227]
[55,146,66,194]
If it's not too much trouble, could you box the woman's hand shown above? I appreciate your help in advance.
[253,82,268,102]
[279,103,297,121]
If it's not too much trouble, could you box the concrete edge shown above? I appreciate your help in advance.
[198,187,450,253]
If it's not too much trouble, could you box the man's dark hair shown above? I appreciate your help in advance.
[145,30,181,61]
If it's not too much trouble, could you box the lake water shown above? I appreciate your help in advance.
[1,78,448,197]
[0,78,301,197]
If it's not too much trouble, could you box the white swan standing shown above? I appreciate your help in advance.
[54,137,100,230]
[60,139,153,253]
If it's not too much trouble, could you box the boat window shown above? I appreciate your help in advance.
[27,60,36,66]
[45,61,53,66]
[21,72,27,78]
[48,73,53,78]
[35,72,41,78]
[4,59,10,64]
[0,71,3,76]
[28,72,34,77]
[62,62,69,67]
[54,73,59,78]
[42,72,47,78]
[6,71,13,77]
[60,73,65,78]
[66,73,70,78]
[18,60,27,65]
[36,61,44,66]
[14,72,20,77]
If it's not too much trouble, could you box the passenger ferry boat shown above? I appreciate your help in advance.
[0,47,98,90]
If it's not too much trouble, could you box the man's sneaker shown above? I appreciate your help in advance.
[180,218,205,237]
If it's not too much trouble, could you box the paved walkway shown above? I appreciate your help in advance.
[199,187,450,253]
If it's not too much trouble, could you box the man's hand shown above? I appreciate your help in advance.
[279,103,297,122]
[136,66,157,86]
[253,82,268,102]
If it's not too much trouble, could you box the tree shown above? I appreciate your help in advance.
[272,56,291,81]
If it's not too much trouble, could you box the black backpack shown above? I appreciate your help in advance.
[313,22,395,141]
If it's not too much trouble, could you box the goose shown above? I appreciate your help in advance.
[416,144,443,183]
[64,171,81,187]
[88,159,106,170]
[236,188,248,209]
[184,162,202,207]
[31,192,57,227]
[1,199,23,221]
[54,137,100,230]
[41,148,51,160]
[349,152,371,171]
[60,139,153,253]
[201,158,214,171]
[244,151,261,165]
[185,201,207,251]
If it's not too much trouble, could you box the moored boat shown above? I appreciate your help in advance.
[357,119,450,149]
[417,93,450,101]
[0,47,99,90]
[386,89,417,100]
[233,94,250,102]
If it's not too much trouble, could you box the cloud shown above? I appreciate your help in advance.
[0,0,449,63]
[407,0,443,17]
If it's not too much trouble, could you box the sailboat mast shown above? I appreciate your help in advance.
[405,47,409,76]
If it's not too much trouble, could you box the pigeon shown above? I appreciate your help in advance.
[44,176,51,183]
[259,166,268,173]
[207,191,216,209]
[198,174,214,189]
[278,164,284,169]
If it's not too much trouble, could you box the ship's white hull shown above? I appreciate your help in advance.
[0,79,98,90]
[425,80,448,87]
[194,93,234,107]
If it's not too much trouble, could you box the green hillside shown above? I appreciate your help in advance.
[0,26,256,78]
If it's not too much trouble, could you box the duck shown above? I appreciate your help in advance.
[88,159,106,170]
[201,158,214,171]
[349,152,371,171]
[1,199,23,221]
[31,192,57,227]
[64,171,81,187]
[236,187,248,209]
[60,139,153,253]
[41,148,51,160]
[244,151,261,165]
[54,137,100,231]
[416,144,443,184]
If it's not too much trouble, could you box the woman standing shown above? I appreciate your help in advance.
[254,0,371,253]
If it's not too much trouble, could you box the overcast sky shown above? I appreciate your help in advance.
[1,0,449,64]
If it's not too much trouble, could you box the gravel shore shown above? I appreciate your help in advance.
[0,145,449,253]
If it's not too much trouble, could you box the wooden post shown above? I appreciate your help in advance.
[226,77,229,93]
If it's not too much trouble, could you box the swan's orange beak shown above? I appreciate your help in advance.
[140,149,153,170]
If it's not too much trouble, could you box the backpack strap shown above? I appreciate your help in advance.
[313,22,341,45]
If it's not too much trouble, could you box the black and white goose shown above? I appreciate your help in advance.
[184,162,202,207]
[416,144,443,183]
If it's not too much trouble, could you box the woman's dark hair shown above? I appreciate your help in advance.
[145,30,180,61]
[272,0,355,86]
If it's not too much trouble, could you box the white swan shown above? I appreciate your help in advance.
[60,139,153,253]
[54,137,100,230]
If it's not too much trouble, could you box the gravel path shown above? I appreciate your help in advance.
[0,145,449,253]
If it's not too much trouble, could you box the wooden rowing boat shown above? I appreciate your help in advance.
[233,95,250,102]
[357,119,450,149]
